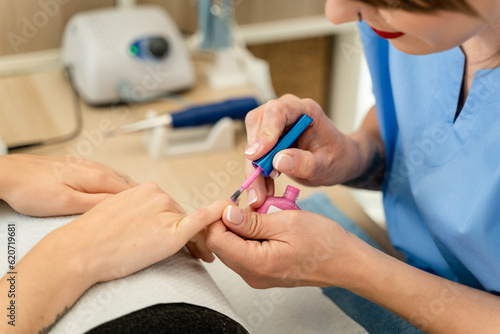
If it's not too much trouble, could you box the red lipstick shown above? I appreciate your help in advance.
[371,27,405,39]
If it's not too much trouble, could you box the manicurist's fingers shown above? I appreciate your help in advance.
[244,95,307,161]
[221,205,288,241]
[273,148,318,179]
[187,230,215,262]
[206,220,266,266]
[186,240,215,262]
[244,161,268,208]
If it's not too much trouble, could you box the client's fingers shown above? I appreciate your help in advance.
[180,200,231,239]
[187,230,215,262]
[61,191,113,215]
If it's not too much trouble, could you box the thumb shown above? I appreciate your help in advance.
[273,148,318,179]
[222,205,283,240]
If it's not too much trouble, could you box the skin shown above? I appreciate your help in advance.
[205,1,500,332]
[207,209,500,332]
[0,154,138,216]
[0,155,218,332]
[2,1,499,331]
[326,0,500,98]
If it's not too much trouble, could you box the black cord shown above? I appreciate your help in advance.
[7,66,83,151]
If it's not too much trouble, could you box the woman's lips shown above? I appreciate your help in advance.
[370,27,405,39]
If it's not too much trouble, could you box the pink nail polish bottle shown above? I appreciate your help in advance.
[256,185,302,214]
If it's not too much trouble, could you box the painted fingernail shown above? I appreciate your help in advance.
[247,189,258,206]
[226,206,244,225]
[245,143,260,155]
[275,154,294,172]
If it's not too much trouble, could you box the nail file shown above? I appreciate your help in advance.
[105,97,259,136]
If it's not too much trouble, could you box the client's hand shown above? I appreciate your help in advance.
[187,228,216,262]
[57,183,229,283]
[0,154,137,216]
[3,183,228,333]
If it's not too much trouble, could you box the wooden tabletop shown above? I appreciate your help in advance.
[0,56,399,256]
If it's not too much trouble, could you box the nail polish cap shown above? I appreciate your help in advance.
[283,185,300,202]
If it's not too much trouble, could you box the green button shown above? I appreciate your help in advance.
[129,45,139,55]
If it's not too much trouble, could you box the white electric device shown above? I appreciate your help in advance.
[62,6,195,106]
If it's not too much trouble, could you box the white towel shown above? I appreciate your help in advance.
[0,201,243,333]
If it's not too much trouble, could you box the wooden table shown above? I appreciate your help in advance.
[0,56,398,256]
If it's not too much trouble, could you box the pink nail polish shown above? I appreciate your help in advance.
[256,185,301,214]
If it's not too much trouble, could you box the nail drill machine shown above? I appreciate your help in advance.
[62,5,195,106]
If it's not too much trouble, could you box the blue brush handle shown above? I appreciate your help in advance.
[252,114,313,177]
[171,97,259,128]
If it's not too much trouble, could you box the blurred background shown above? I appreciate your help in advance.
[0,0,383,224]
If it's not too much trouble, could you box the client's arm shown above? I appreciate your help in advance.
[0,183,229,333]
[0,154,136,216]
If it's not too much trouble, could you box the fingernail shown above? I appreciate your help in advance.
[270,170,281,180]
[247,189,258,206]
[275,154,294,172]
[245,143,260,155]
[226,206,244,225]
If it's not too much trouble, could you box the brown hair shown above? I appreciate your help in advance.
[358,0,478,16]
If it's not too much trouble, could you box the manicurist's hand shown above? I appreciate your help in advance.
[207,204,500,334]
[0,183,228,333]
[242,94,368,208]
[0,154,137,216]
[206,204,363,288]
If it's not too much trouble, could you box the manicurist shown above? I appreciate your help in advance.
[206,0,500,332]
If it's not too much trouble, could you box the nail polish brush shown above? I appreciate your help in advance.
[230,114,313,202]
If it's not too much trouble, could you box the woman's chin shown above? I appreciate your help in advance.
[389,38,458,56]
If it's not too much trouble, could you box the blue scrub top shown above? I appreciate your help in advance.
[358,22,500,293]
